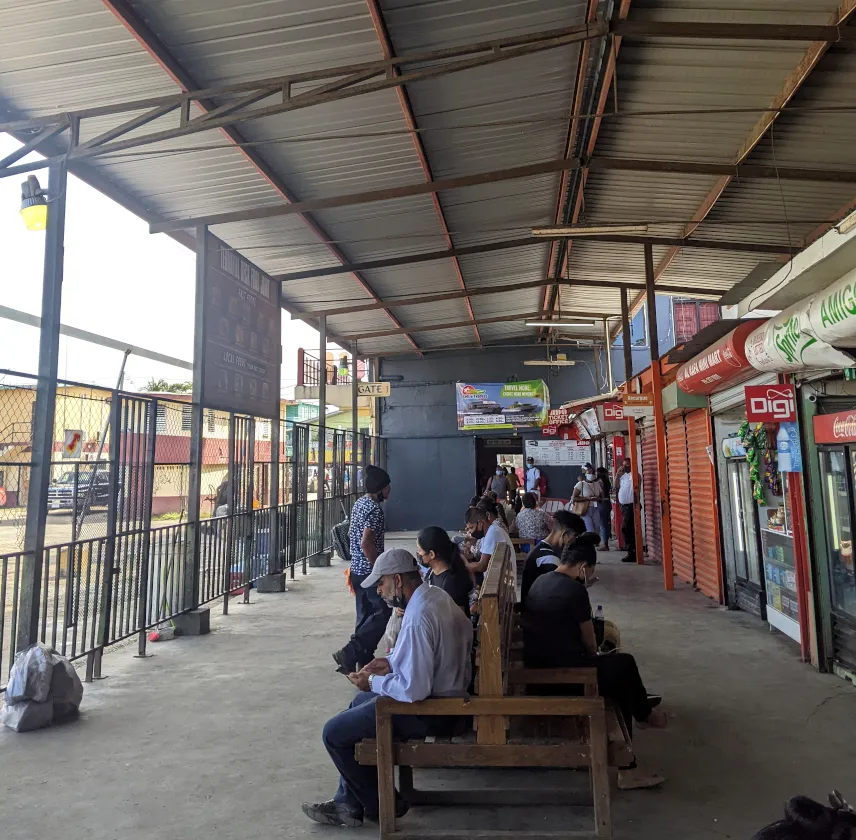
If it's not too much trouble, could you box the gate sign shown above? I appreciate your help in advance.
[744,384,796,423]
[357,382,390,398]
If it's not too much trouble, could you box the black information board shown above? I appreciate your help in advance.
[201,235,281,419]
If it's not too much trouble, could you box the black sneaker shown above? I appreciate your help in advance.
[332,648,357,675]
[301,800,363,827]
[621,554,635,563]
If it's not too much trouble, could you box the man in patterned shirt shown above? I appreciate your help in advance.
[333,465,392,674]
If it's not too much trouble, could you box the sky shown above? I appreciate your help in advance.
[0,134,333,397]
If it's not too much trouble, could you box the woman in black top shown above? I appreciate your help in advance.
[524,532,667,790]
[416,526,474,616]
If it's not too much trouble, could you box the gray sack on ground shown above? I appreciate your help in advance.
[1,643,83,732]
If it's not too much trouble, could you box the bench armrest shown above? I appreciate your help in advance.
[376,694,604,718]
[506,667,599,693]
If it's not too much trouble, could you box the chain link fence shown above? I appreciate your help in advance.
[0,368,382,689]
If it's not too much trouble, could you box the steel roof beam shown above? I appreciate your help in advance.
[364,0,479,344]
[342,310,558,340]
[147,157,856,233]
[545,0,633,331]
[98,0,421,353]
[291,278,723,321]
[617,0,856,337]
[275,234,790,283]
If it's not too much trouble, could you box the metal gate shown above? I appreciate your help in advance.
[641,425,663,563]
[666,415,693,586]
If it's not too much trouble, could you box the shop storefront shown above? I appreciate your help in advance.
[811,407,856,674]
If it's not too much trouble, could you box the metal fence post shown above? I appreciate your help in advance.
[317,315,327,561]
[17,161,67,653]
[223,413,236,614]
[91,391,120,680]
[135,398,157,658]
[185,224,209,613]
[243,418,256,604]
[351,346,359,504]
[268,414,280,574]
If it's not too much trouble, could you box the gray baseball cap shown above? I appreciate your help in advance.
[361,547,419,589]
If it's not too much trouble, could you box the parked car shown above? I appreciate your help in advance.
[47,465,110,512]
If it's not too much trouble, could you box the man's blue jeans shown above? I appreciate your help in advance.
[324,692,430,817]
[341,572,393,667]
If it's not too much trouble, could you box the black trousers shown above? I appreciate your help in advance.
[620,503,636,557]
[340,571,392,667]
[591,652,651,738]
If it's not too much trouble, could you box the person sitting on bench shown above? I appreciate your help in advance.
[302,548,474,828]
[520,510,585,608]
[523,532,668,791]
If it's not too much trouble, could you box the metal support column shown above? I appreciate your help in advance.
[620,287,633,384]
[352,343,359,501]
[603,319,614,392]
[242,418,255,603]
[645,244,674,590]
[268,414,280,573]
[136,398,158,657]
[17,161,67,652]
[317,315,327,557]
[185,224,209,611]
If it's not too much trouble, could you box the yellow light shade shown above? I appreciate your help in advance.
[20,201,47,231]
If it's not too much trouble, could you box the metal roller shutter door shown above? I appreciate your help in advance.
[667,416,693,586]
[686,409,723,601]
[641,426,662,563]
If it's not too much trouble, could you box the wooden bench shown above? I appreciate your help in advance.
[355,544,613,840]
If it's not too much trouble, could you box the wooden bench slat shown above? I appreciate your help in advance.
[356,741,591,767]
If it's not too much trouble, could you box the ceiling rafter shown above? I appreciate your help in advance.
[364,0,480,345]
[545,0,633,327]
[615,0,856,336]
[98,0,422,353]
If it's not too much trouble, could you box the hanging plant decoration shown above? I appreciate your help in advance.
[739,419,768,503]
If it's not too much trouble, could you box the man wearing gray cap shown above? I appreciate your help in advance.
[303,547,473,828]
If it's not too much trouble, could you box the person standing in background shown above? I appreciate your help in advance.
[596,466,612,552]
[569,467,603,536]
[486,466,509,500]
[616,458,637,563]
[505,464,521,501]
[525,457,541,496]
[333,465,392,674]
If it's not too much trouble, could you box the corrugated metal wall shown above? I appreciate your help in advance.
[686,409,723,601]
[667,416,694,586]
[641,425,663,564]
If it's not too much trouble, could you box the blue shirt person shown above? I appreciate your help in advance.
[302,549,473,827]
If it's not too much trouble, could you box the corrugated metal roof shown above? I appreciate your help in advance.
[2,0,854,355]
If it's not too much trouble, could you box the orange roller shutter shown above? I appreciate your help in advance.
[641,426,662,564]
[686,409,723,602]
[667,415,693,586]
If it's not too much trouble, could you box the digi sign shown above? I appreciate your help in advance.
[603,402,624,420]
[744,384,796,423]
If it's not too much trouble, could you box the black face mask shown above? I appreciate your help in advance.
[472,526,485,540]
[624,466,631,473]
[388,583,408,610]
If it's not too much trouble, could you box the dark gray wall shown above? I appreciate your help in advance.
[379,345,612,530]
[378,295,677,530]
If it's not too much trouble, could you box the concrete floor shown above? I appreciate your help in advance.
[2,538,855,839]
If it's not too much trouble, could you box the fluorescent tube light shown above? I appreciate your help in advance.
[531,224,650,237]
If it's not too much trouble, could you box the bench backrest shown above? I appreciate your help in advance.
[476,542,516,744]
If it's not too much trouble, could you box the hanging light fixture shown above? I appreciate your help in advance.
[20,175,48,231]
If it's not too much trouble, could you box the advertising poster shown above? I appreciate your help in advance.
[202,234,281,419]
[525,438,590,467]
[455,381,549,431]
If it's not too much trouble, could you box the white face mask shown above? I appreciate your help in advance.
[585,473,595,481]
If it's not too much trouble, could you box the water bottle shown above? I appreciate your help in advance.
[594,605,604,621]
[777,425,792,472]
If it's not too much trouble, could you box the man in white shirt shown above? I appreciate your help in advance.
[525,457,541,496]
[302,548,473,828]
[616,458,637,563]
